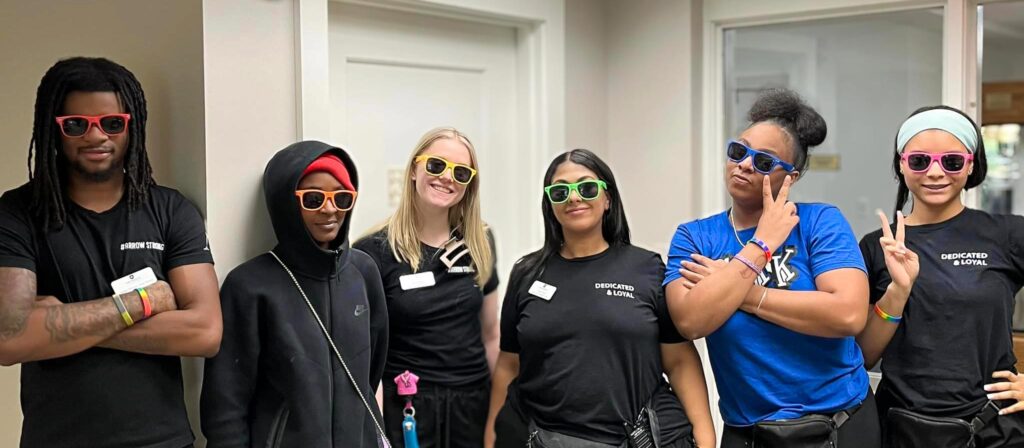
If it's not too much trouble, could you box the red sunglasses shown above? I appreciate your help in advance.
[54,114,131,138]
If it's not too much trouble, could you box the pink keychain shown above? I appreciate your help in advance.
[394,371,421,447]
[395,370,419,396]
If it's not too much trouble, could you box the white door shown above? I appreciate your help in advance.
[329,2,524,290]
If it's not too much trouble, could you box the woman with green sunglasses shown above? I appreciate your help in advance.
[485,149,715,448]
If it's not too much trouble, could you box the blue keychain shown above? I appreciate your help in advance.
[395,371,420,448]
[402,408,419,448]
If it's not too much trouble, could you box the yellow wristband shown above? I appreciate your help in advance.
[111,293,135,327]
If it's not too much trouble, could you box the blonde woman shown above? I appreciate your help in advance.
[354,127,498,448]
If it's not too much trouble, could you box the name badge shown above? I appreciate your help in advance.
[400,272,436,290]
[111,267,158,295]
[528,281,557,301]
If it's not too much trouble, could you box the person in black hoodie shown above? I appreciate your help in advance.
[201,141,389,448]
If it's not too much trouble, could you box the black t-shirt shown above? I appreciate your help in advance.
[500,244,691,445]
[0,183,213,448]
[353,229,499,386]
[861,208,1024,417]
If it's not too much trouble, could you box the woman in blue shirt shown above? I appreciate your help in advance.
[664,88,879,447]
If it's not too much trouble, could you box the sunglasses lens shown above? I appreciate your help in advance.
[424,157,447,175]
[906,154,931,171]
[99,116,127,134]
[335,192,355,210]
[61,118,89,137]
[301,191,326,210]
[941,154,967,172]
[752,153,776,173]
[727,142,748,162]
[578,181,601,199]
[547,185,570,203]
[452,166,473,183]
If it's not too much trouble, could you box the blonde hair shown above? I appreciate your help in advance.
[369,127,493,287]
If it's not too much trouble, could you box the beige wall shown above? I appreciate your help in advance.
[605,0,702,252]
[564,0,702,250]
[202,0,298,278]
[565,0,609,157]
[0,1,205,446]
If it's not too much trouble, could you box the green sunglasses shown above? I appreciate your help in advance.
[544,179,608,203]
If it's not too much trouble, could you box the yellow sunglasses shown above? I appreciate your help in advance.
[414,155,477,185]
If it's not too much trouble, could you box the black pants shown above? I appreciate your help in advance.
[383,379,490,448]
[493,400,695,448]
[973,411,1024,447]
[722,388,881,448]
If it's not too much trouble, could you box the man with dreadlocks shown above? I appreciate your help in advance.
[0,57,222,448]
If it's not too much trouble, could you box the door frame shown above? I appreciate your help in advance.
[293,0,565,252]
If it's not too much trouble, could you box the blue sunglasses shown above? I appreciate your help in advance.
[726,140,795,174]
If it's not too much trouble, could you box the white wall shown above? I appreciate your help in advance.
[565,0,609,157]
[605,0,702,252]
[202,0,298,277]
[0,1,205,446]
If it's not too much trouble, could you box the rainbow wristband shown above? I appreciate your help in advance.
[111,293,135,327]
[874,303,902,323]
[747,238,772,263]
[137,288,152,319]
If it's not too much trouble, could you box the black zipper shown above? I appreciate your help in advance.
[327,249,340,446]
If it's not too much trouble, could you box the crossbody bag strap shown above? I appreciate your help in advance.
[970,401,1001,434]
[269,251,391,448]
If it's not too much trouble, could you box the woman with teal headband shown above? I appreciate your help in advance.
[859,105,1024,447]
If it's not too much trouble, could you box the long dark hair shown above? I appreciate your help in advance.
[28,57,154,230]
[891,105,987,216]
[510,149,631,289]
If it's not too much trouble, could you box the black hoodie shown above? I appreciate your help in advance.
[201,141,388,448]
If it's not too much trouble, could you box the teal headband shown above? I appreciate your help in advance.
[897,109,978,154]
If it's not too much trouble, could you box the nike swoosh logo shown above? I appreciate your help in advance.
[354,304,367,317]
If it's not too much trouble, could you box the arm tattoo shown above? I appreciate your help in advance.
[0,268,34,341]
[43,299,121,343]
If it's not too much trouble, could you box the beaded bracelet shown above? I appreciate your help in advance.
[747,237,772,263]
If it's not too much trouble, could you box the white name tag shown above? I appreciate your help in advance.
[528,281,557,301]
[111,267,158,295]
[400,272,436,290]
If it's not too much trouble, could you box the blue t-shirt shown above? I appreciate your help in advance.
[664,203,869,426]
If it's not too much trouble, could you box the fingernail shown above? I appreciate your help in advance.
[985,384,993,391]
[988,394,995,400]
[1000,410,1006,416]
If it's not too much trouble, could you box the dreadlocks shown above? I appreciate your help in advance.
[28,57,154,230]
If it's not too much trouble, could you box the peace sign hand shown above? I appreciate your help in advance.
[752,175,800,251]
[877,210,919,297]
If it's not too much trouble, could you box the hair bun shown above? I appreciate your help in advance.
[747,88,827,150]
